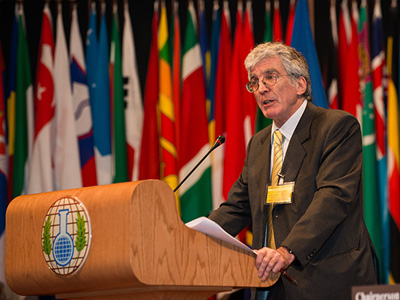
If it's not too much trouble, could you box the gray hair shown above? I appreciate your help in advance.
[244,42,312,100]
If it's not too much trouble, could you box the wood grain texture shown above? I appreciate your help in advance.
[6,180,279,299]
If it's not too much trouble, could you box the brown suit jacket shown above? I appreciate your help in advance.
[209,102,378,299]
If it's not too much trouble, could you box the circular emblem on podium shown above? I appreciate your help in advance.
[41,196,92,276]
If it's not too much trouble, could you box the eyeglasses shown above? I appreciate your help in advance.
[245,74,290,93]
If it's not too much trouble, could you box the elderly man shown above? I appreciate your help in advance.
[208,42,378,299]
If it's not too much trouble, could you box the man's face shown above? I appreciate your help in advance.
[250,56,306,127]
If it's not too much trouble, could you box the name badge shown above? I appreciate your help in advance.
[266,182,294,205]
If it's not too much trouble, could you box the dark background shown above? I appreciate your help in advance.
[0,0,397,99]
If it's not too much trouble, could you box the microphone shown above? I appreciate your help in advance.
[173,135,225,193]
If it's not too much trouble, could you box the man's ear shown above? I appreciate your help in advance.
[296,76,307,95]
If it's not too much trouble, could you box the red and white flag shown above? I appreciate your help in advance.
[28,3,55,194]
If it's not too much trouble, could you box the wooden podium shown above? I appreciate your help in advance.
[5,180,279,299]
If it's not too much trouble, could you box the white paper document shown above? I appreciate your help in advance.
[185,217,256,254]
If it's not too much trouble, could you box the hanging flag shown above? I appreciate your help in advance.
[242,0,256,140]
[54,2,82,190]
[86,1,98,126]
[9,3,34,198]
[110,3,128,183]
[264,0,272,42]
[255,0,273,132]
[212,0,231,208]
[272,0,283,42]
[0,36,7,298]
[70,2,97,187]
[222,3,247,199]
[291,0,328,108]
[338,0,350,104]
[359,0,384,284]
[6,9,18,201]
[170,0,181,160]
[158,0,179,199]
[179,0,212,223]
[285,0,295,45]
[199,0,210,95]
[139,2,160,181]
[92,4,112,185]
[325,0,339,109]
[28,3,55,194]
[340,0,361,120]
[223,5,246,201]
[371,0,388,283]
[209,0,221,199]
[13,4,33,198]
[123,1,143,182]
[388,1,400,285]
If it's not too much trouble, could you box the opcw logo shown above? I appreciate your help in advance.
[42,197,92,275]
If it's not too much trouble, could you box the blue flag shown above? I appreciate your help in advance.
[290,0,328,108]
[86,2,98,114]
[208,3,221,125]
[92,11,112,185]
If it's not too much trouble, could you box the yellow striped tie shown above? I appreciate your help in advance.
[267,130,284,249]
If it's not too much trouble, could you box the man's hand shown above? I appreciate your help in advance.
[254,246,295,282]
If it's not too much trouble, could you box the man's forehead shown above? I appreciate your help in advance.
[250,57,284,75]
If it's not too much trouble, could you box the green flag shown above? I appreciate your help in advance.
[359,1,384,282]
[13,8,33,197]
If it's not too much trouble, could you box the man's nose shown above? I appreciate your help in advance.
[258,81,270,93]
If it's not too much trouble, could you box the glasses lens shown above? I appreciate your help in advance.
[246,81,256,93]
[263,75,278,87]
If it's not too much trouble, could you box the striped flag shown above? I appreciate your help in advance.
[158,0,178,196]
[359,0,384,283]
[212,0,231,208]
[371,1,388,283]
[0,37,7,298]
[6,9,18,201]
[179,0,212,223]
[291,0,328,108]
[388,1,400,284]
[28,3,55,194]
[70,2,97,187]
[123,1,143,182]
[54,2,82,190]
[110,3,128,183]
[139,2,160,180]
[12,4,33,198]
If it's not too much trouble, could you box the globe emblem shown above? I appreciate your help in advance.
[52,209,74,266]
[42,197,91,276]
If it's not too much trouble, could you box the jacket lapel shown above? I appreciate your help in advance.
[281,102,316,182]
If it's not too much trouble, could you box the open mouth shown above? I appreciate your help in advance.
[263,100,273,105]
